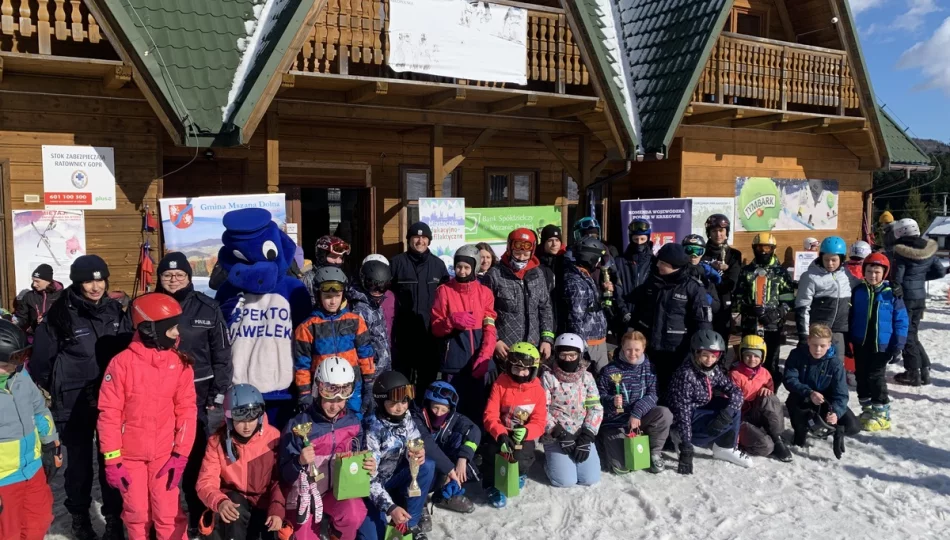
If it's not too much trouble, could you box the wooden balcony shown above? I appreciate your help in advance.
[688,33,867,132]
[1,0,110,55]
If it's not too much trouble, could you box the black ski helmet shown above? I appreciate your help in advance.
[573,236,607,270]
[373,371,414,423]
[360,259,392,291]
[705,214,731,236]
[0,319,29,365]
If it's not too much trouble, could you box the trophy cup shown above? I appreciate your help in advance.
[609,373,624,414]
[513,410,530,450]
[292,422,324,481]
[406,438,425,497]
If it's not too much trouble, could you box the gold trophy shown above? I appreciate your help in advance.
[609,373,624,414]
[513,410,530,450]
[406,438,425,497]
[292,422,324,481]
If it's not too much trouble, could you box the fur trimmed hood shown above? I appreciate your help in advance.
[894,237,938,262]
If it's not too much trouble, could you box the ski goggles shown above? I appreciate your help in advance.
[576,217,600,231]
[228,403,264,422]
[707,216,730,229]
[318,281,345,293]
[509,239,534,252]
[0,346,31,366]
[375,384,415,404]
[754,245,775,255]
[684,245,705,257]
[508,352,540,369]
[697,349,723,359]
[426,385,459,407]
[366,281,389,294]
[326,240,351,256]
[317,382,355,400]
[629,220,651,233]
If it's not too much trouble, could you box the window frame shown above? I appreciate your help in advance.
[723,6,769,38]
[399,164,461,247]
[484,168,540,207]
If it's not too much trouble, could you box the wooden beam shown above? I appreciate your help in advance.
[431,125,445,195]
[820,119,867,134]
[102,64,132,90]
[772,117,830,131]
[538,133,581,181]
[590,155,610,180]
[443,128,496,177]
[281,73,296,89]
[346,81,388,104]
[684,109,743,125]
[423,88,466,109]
[550,99,604,119]
[774,0,796,42]
[731,113,788,129]
[487,94,538,114]
[266,112,279,193]
[577,134,591,219]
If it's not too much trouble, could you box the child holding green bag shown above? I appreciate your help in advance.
[596,331,672,474]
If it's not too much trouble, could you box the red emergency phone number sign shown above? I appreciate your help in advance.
[45,192,92,205]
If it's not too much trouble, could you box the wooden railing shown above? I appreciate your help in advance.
[293,0,589,90]
[692,33,860,115]
[1,0,104,54]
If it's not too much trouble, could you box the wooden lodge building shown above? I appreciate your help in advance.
[0,0,933,301]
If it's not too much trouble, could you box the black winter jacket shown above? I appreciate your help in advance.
[616,243,654,319]
[892,236,947,304]
[29,287,133,422]
[631,268,712,357]
[411,403,481,462]
[702,243,743,311]
[390,249,449,347]
[14,281,64,335]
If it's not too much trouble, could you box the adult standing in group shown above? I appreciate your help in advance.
[153,252,232,532]
[616,218,655,334]
[14,264,63,337]
[878,211,897,253]
[536,225,566,330]
[475,242,498,282]
[890,218,947,386]
[391,222,449,390]
[702,214,742,357]
[301,235,351,304]
[484,228,556,364]
[29,255,131,540]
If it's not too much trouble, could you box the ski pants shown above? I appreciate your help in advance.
[649,350,685,405]
[902,304,930,374]
[58,399,123,518]
[543,441,600,488]
[689,397,741,448]
[0,470,53,540]
[738,395,785,456]
[121,457,187,540]
[786,396,860,444]
[855,349,891,405]
[599,406,673,473]
[356,459,435,540]
[184,379,213,527]
[586,342,610,375]
[763,331,784,384]
[444,364,495,431]
[204,491,272,540]
[293,492,367,540]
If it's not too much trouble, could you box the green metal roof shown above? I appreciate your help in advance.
[616,0,732,155]
[878,106,933,167]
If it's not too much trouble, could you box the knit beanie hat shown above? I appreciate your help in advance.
[32,264,54,282]
[540,224,562,244]
[157,252,192,278]
[406,222,433,241]
[656,243,689,269]
[69,255,110,283]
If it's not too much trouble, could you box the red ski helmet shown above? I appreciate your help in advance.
[507,228,537,251]
[131,293,183,328]
[862,252,890,278]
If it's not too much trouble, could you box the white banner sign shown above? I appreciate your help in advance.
[419,197,466,274]
[42,145,116,209]
[388,0,528,85]
[793,251,819,281]
[12,210,87,292]
[691,197,736,244]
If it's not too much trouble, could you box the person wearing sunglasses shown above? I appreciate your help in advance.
[483,228,555,364]
[682,234,722,318]
[702,214,743,358]
[347,255,395,383]
[293,267,375,418]
[0,319,61,540]
[301,235,352,305]
[280,359,376,540]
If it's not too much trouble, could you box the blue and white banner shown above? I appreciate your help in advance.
[419,197,466,273]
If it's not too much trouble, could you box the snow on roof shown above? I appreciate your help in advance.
[222,0,292,122]
[595,0,642,145]
[925,216,950,237]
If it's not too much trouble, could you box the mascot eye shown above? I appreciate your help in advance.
[232,250,249,262]
[262,240,278,261]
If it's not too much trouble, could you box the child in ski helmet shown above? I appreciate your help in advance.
[794,236,851,364]
[667,330,749,475]
[481,342,546,508]
[196,384,285,540]
[845,241,872,282]
[597,331,672,474]
[563,237,612,371]
[540,333,604,487]
[97,293,197,540]
[729,336,792,462]
[348,255,395,378]
[682,234,722,315]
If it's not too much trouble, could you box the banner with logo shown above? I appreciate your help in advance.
[465,206,561,256]
[619,199,692,253]
[12,210,87,292]
[159,194,286,294]
[42,145,116,209]
[735,177,839,232]
[793,251,819,281]
[419,197,466,273]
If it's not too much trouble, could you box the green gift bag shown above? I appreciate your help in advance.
[624,433,651,471]
[384,525,413,540]
[494,453,520,497]
[332,451,371,500]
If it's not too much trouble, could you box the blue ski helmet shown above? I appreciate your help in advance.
[573,216,601,242]
[424,381,459,408]
[819,236,847,257]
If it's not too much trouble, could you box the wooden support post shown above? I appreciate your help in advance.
[103,65,132,90]
[684,108,743,125]
[550,99,603,119]
[577,134,591,218]
[443,128,495,177]
[732,113,787,129]
[423,88,466,109]
[772,117,830,131]
[538,133,580,181]
[590,155,609,180]
[266,112,279,193]
[346,81,387,103]
[430,125,445,196]
[487,94,538,114]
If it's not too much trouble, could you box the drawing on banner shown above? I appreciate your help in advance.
[420,198,466,273]
[12,210,87,292]
[388,0,528,84]
[465,206,560,256]
[691,197,735,244]
[619,199,692,252]
[736,177,839,232]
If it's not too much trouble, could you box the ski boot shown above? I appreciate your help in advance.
[711,444,754,468]
[858,401,873,424]
[770,435,793,463]
[434,493,475,513]
[894,370,921,387]
[71,513,98,540]
[863,404,892,432]
[648,452,665,474]
[417,506,432,533]
[487,487,507,508]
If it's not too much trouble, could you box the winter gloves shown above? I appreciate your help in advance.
[550,424,576,455]
[677,443,694,475]
[707,409,734,434]
[472,356,496,381]
[833,425,846,460]
[105,462,132,493]
[157,453,189,490]
[41,440,61,483]
[511,426,528,444]
[450,312,478,330]
[759,305,788,326]
[496,434,516,454]
[571,428,596,464]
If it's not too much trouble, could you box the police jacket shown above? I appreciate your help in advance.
[631,268,712,357]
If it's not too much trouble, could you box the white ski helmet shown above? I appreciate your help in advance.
[803,237,819,251]
[849,240,872,259]
[316,356,355,386]
[554,333,586,354]
[362,254,389,266]
[893,218,920,239]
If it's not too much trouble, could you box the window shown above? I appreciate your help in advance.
[401,165,459,227]
[486,169,537,207]
[565,174,579,202]
[723,7,768,38]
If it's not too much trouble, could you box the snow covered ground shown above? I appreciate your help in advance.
[47,279,950,539]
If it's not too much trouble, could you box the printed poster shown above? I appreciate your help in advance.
[12,210,87,292]
[42,145,116,209]
[465,206,561,257]
[736,177,839,232]
[388,0,528,84]
[690,197,735,245]
[793,251,819,281]
[619,199,692,253]
[159,194,286,295]
[419,197,466,273]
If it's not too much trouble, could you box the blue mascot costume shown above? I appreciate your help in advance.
[215,208,312,425]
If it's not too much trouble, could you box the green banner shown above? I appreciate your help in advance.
[465,206,561,252]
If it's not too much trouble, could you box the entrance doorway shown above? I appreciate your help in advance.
[283,186,376,274]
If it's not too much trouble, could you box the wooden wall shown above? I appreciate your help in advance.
[0,74,161,305]
[678,125,871,265]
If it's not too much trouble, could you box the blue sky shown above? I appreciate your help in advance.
[849,0,950,142]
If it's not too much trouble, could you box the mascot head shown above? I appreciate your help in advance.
[217,208,295,294]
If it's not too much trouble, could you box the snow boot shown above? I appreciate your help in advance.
[921,367,931,385]
[71,513,98,540]
[102,515,125,540]
[770,436,793,463]
[894,370,921,386]
[518,474,527,491]
[487,487,507,508]
[435,493,475,514]
[711,444,754,468]
[648,452,665,474]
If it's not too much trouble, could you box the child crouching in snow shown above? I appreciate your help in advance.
[596,331,672,474]
[540,334,603,487]
[729,336,792,462]
[668,330,751,475]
